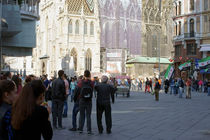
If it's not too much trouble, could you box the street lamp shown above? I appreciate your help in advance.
[158,0,162,78]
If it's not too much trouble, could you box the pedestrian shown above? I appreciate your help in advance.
[0,80,17,140]
[145,78,150,93]
[154,78,161,101]
[52,70,66,129]
[169,78,175,95]
[186,77,192,99]
[164,79,169,94]
[207,79,210,96]
[149,78,153,92]
[69,76,84,131]
[63,74,70,118]
[12,75,22,94]
[178,78,184,98]
[174,79,179,95]
[95,76,115,134]
[198,80,203,93]
[78,70,94,134]
[70,78,77,102]
[9,80,53,140]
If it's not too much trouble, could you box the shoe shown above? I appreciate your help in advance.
[57,126,66,130]
[107,130,112,134]
[62,115,67,118]
[69,128,77,131]
[99,131,103,134]
[87,131,93,135]
[78,129,83,134]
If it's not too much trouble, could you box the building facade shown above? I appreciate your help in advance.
[173,0,210,78]
[1,0,39,75]
[127,0,174,78]
[98,0,142,75]
[33,0,100,77]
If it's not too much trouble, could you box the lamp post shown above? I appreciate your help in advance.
[158,0,162,78]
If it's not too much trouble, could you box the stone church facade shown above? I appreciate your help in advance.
[33,0,174,77]
[98,0,142,74]
[126,0,174,77]
[33,0,100,77]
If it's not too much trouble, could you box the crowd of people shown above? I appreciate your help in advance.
[0,70,116,140]
[0,70,209,140]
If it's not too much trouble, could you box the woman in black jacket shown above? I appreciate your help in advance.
[11,80,53,140]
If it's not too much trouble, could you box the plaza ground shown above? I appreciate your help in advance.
[52,91,210,140]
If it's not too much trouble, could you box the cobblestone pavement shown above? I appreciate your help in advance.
[52,91,210,140]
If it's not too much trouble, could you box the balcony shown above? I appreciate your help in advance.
[184,32,195,38]
[173,32,199,41]
[2,0,39,20]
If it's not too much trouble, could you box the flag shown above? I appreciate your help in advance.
[179,61,191,70]
[198,56,210,68]
[165,64,174,79]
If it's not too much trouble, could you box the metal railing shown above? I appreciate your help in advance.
[184,32,195,38]
[2,0,39,17]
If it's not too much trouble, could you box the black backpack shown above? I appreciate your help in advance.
[80,81,93,100]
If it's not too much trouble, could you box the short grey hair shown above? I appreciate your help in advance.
[101,75,108,83]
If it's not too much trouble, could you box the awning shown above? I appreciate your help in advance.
[200,44,210,52]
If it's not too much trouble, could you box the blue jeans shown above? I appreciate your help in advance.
[63,95,69,116]
[72,103,80,129]
[208,87,210,96]
[71,89,75,102]
[170,86,174,94]
[179,87,183,98]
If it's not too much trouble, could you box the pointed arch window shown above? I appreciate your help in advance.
[75,20,79,34]
[84,21,87,35]
[71,49,77,71]
[68,20,73,34]
[90,22,94,35]
[85,49,92,71]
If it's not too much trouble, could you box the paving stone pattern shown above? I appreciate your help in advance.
[52,91,210,140]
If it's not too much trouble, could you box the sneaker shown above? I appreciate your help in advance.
[87,131,93,135]
[57,126,66,130]
[69,128,77,131]
[78,130,83,134]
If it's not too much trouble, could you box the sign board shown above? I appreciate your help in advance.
[107,61,121,73]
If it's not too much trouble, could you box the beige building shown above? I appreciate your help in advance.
[33,0,100,77]
[173,0,210,78]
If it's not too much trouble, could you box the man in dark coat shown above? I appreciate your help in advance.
[95,75,115,134]
[52,70,66,130]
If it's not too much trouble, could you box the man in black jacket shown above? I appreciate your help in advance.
[95,75,115,134]
[52,70,66,130]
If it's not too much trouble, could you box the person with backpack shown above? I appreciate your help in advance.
[0,80,17,140]
[154,78,161,101]
[78,70,94,134]
[51,70,66,130]
[95,76,115,134]
[178,78,184,98]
